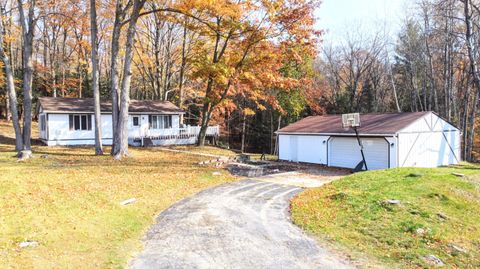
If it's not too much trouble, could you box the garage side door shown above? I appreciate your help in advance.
[329,137,389,170]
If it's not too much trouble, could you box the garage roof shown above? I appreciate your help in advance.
[38,97,184,114]
[277,112,431,135]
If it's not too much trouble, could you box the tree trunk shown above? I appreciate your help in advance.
[18,0,36,154]
[423,11,438,112]
[462,84,471,159]
[464,0,480,161]
[90,0,103,155]
[466,93,478,160]
[270,111,274,154]
[5,92,11,121]
[110,0,127,155]
[0,12,23,151]
[178,17,188,108]
[388,62,401,112]
[274,115,282,156]
[152,9,163,100]
[241,112,246,153]
[197,77,215,147]
[197,102,211,147]
[114,0,146,159]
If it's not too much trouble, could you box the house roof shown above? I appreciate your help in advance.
[38,97,185,114]
[276,111,432,135]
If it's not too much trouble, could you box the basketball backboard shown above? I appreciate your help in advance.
[342,113,360,128]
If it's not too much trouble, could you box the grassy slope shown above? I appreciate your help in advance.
[291,166,480,268]
[0,120,237,268]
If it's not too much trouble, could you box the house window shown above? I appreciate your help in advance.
[69,114,92,131]
[133,116,140,127]
[148,115,173,129]
[40,114,46,131]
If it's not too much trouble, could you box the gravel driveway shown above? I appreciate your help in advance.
[129,178,354,269]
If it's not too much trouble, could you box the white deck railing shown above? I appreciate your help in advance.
[133,125,220,140]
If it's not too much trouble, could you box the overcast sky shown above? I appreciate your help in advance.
[315,0,411,45]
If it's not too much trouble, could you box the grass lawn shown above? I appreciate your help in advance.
[0,120,237,268]
[291,165,480,268]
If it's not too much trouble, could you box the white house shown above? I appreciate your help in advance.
[37,97,219,146]
[276,112,461,169]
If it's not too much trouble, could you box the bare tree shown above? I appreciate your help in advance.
[0,5,23,151]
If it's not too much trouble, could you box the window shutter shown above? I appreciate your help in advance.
[148,115,152,129]
[69,115,73,130]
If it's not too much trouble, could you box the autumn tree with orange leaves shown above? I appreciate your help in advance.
[169,0,319,146]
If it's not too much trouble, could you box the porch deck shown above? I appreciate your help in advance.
[131,125,220,146]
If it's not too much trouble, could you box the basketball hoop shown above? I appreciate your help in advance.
[342,113,360,129]
[341,112,368,171]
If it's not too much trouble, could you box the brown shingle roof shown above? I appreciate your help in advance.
[277,112,431,135]
[38,97,184,114]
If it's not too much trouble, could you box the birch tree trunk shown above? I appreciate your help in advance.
[18,0,36,157]
[0,12,23,151]
[114,0,146,160]
[90,0,103,155]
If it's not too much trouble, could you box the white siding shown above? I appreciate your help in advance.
[43,113,183,146]
[398,131,460,167]
[328,137,389,170]
[398,112,460,167]
[278,135,329,164]
[46,113,113,146]
[399,112,458,133]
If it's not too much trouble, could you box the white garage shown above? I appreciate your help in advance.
[277,112,461,170]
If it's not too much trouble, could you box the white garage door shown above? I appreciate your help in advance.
[329,137,389,170]
[278,135,328,164]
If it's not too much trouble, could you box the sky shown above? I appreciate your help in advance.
[315,0,410,46]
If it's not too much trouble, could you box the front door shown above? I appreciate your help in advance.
[131,116,141,137]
